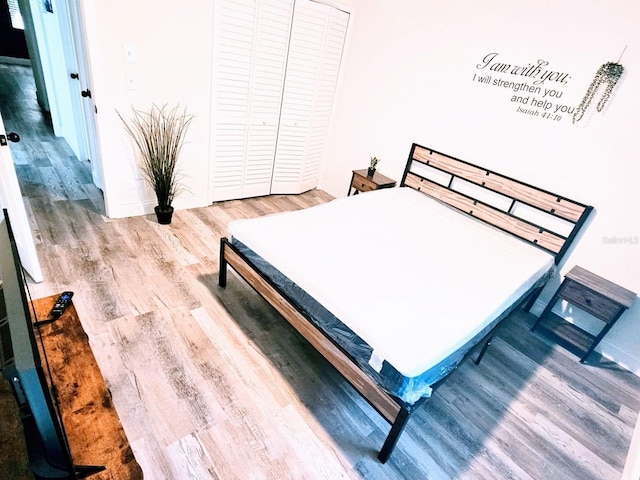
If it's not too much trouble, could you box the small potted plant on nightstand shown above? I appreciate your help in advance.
[368,156,380,177]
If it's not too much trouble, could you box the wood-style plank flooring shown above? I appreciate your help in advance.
[2,62,640,479]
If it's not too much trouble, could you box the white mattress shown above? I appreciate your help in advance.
[229,187,554,378]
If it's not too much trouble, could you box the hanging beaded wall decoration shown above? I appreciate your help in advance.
[573,47,627,124]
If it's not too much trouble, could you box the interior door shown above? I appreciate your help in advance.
[210,0,295,201]
[64,0,103,190]
[55,0,90,166]
[0,110,43,282]
[20,0,103,190]
[270,0,349,194]
[25,0,82,159]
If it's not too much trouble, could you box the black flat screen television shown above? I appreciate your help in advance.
[0,208,76,478]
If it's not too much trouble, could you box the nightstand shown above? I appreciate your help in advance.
[348,169,396,196]
[531,266,636,363]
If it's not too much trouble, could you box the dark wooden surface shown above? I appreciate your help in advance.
[3,61,640,479]
[32,295,143,480]
[349,169,396,195]
[566,265,636,310]
[561,278,622,321]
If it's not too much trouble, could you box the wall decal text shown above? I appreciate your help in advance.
[473,52,576,122]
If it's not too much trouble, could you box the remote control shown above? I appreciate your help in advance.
[50,291,74,319]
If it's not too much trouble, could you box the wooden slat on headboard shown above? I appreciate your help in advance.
[402,144,593,264]
[404,173,566,253]
[412,147,585,222]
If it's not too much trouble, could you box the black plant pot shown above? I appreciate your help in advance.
[367,167,376,177]
[154,206,174,225]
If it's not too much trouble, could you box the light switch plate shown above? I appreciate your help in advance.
[126,72,137,90]
[123,43,136,63]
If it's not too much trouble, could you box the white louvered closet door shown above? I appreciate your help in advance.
[211,0,295,201]
[270,0,349,194]
[211,0,348,201]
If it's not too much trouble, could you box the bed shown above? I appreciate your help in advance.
[218,143,593,462]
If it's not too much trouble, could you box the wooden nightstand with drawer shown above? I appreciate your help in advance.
[531,266,636,363]
[348,169,396,196]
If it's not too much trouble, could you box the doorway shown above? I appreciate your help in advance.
[0,0,104,281]
[4,0,103,200]
[0,0,28,59]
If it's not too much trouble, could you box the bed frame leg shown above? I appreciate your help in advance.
[475,331,495,365]
[378,407,411,463]
[524,285,544,312]
[219,238,228,288]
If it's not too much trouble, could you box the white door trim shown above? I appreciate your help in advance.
[0,112,43,282]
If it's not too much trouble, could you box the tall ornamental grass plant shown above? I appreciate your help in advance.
[118,104,193,213]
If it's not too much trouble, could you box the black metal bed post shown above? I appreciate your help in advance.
[378,407,412,463]
[523,285,544,312]
[474,332,496,365]
[219,238,228,288]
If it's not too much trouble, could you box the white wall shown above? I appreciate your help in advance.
[319,0,640,372]
[83,0,215,218]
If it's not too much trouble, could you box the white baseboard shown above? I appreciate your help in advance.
[105,194,210,219]
[317,179,344,199]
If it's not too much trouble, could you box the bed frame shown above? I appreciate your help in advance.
[218,143,593,463]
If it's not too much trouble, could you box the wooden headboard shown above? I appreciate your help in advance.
[401,143,593,265]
